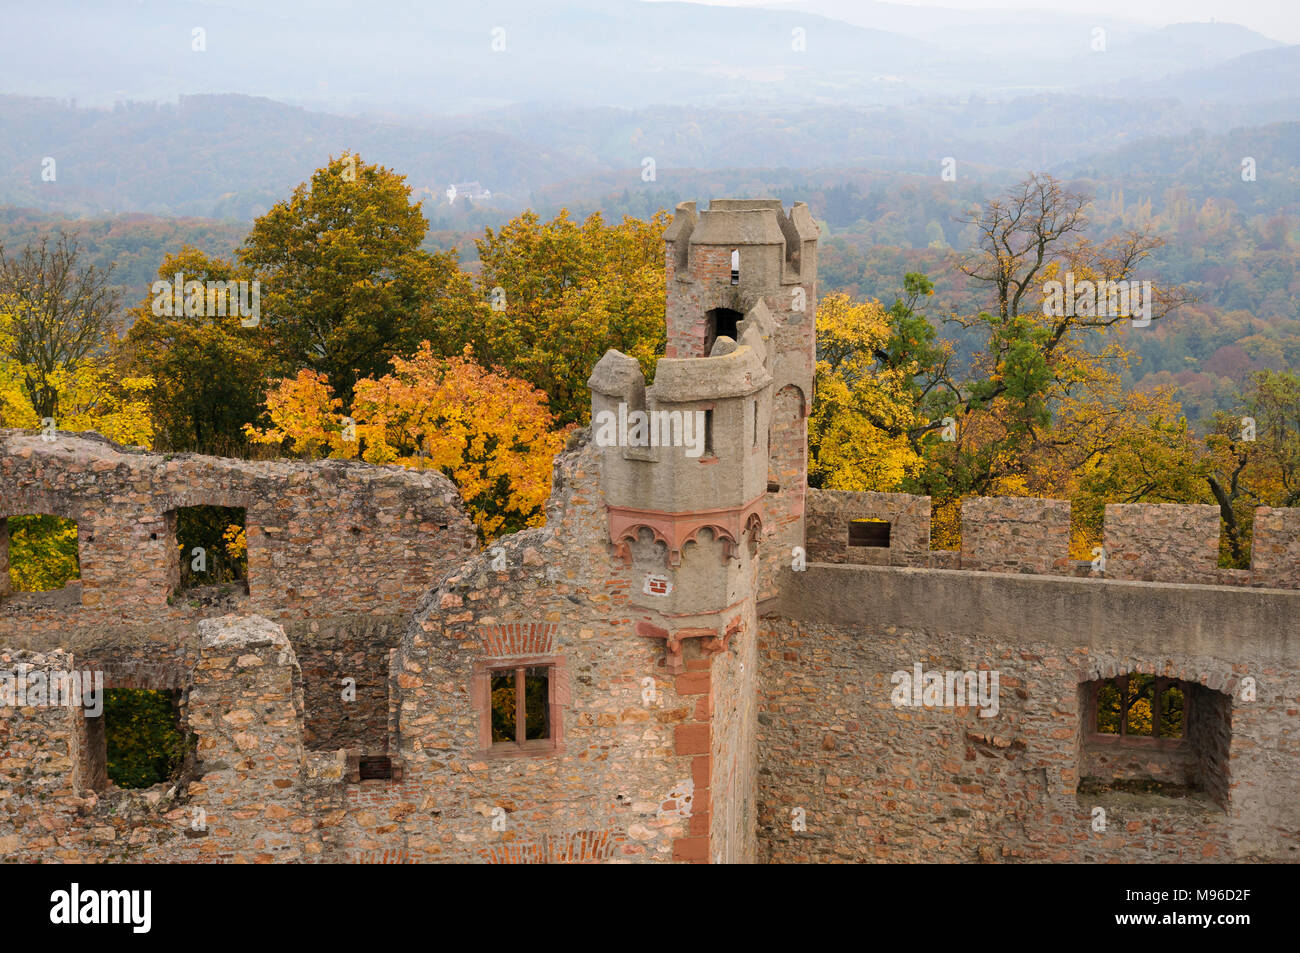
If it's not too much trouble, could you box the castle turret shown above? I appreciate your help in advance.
[663,198,817,603]
[590,198,819,618]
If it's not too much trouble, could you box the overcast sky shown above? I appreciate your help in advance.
[653,0,1300,43]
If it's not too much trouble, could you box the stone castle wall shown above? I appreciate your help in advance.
[806,488,1300,588]
[756,564,1299,863]
[0,437,760,863]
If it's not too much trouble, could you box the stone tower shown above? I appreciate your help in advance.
[587,198,818,861]
[661,198,819,602]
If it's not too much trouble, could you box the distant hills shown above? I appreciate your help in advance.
[5,88,1300,222]
[0,0,1290,114]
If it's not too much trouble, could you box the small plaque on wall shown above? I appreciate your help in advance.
[642,573,672,596]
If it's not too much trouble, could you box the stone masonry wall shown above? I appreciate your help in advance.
[0,618,326,862]
[0,430,475,618]
[760,384,807,601]
[757,564,1299,863]
[0,429,476,750]
[804,490,1300,589]
[377,434,747,863]
[961,496,1071,574]
[1104,503,1222,584]
[805,489,930,567]
[1251,506,1300,589]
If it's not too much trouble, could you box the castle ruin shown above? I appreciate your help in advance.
[1,199,1297,863]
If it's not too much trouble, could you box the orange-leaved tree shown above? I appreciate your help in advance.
[247,344,568,540]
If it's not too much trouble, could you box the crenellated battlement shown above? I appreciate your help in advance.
[664,199,817,290]
[806,489,1300,588]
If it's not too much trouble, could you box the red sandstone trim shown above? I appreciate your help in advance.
[609,496,766,568]
[671,661,712,864]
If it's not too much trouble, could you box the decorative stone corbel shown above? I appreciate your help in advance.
[636,620,730,674]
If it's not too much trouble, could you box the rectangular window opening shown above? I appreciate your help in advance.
[490,663,555,751]
[1078,674,1227,809]
[848,519,891,548]
[172,505,248,595]
[103,688,188,791]
[358,755,393,780]
[2,514,81,606]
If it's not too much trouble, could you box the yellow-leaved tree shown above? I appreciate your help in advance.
[470,210,668,426]
[247,344,568,540]
[808,292,929,491]
[1,293,154,592]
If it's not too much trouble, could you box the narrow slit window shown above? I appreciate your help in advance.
[730,248,740,284]
[704,409,714,456]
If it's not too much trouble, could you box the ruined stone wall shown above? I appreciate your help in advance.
[961,496,1072,574]
[1249,507,1300,589]
[0,429,476,749]
[756,564,1299,863]
[0,430,475,617]
[0,620,311,862]
[183,615,319,861]
[375,436,748,863]
[1104,503,1222,584]
[760,384,807,601]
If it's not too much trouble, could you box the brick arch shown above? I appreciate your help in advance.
[480,623,557,658]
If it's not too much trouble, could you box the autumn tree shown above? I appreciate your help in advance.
[1205,370,1300,565]
[122,248,279,455]
[247,344,568,540]
[875,175,1200,541]
[808,292,931,491]
[1,292,154,594]
[471,209,668,426]
[239,152,479,403]
[0,231,119,421]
